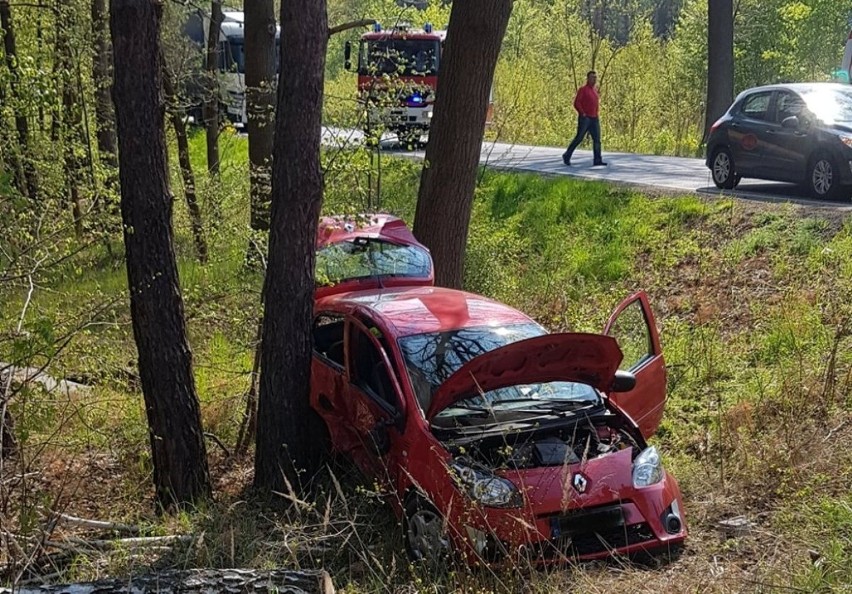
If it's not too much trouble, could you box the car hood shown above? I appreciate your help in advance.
[425,333,624,422]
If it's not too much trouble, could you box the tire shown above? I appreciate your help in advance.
[711,147,739,190]
[807,151,842,200]
[403,495,450,567]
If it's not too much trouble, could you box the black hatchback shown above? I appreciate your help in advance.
[706,83,852,200]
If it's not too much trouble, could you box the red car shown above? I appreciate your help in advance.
[311,215,687,564]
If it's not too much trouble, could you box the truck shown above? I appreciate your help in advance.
[184,8,280,126]
[345,22,445,144]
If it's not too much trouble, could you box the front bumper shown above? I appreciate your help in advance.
[445,467,687,565]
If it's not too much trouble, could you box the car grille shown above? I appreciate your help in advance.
[542,504,656,558]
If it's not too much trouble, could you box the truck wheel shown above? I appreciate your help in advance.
[403,495,450,567]
[807,151,841,200]
[711,147,739,190]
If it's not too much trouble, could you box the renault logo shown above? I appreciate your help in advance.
[572,472,588,494]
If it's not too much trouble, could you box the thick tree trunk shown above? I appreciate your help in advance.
[91,0,119,181]
[110,0,211,508]
[413,0,513,289]
[253,0,327,495]
[164,67,209,264]
[704,0,734,142]
[0,0,39,199]
[4,568,335,594]
[204,1,224,175]
[245,0,276,231]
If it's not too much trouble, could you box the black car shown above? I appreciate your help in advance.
[706,83,852,200]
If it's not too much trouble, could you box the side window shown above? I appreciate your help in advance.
[313,314,345,367]
[606,300,654,370]
[740,92,772,121]
[350,326,398,409]
[775,91,806,123]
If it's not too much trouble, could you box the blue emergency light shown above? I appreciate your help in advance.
[424,22,433,33]
[373,22,382,32]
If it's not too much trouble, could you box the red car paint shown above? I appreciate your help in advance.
[311,218,686,564]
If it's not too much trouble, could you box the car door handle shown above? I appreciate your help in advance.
[319,394,334,411]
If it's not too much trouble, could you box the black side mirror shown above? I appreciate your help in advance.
[344,41,352,71]
[781,115,800,129]
[610,370,637,393]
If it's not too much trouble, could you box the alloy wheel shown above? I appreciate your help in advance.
[713,152,731,184]
[812,159,834,196]
[406,507,450,564]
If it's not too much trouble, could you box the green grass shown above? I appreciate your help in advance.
[2,134,852,592]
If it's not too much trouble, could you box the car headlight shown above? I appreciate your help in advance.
[632,446,663,487]
[840,135,852,149]
[450,460,522,508]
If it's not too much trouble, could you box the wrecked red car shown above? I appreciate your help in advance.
[311,215,686,564]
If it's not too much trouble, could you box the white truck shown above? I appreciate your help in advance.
[184,8,280,126]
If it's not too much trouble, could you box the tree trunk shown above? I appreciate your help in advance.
[704,0,734,142]
[164,66,209,264]
[253,0,327,495]
[110,0,212,508]
[413,0,513,289]
[0,0,39,199]
[245,0,276,232]
[7,568,335,594]
[57,10,85,239]
[204,1,224,175]
[91,0,119,182]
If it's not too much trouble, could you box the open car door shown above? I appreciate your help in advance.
[603,291,667,439]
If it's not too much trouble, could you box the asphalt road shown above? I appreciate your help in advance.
[322,127,852,210]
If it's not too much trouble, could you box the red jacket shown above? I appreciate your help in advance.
[574,84,600,118]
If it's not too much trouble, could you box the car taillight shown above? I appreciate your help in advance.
[709,118,724,134]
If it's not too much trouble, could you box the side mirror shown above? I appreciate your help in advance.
[344,41,352,71]
[610,370,637,393]
[781,115,800,130]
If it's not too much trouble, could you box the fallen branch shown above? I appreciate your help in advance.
[2,568,335,594]
[45,534,193,551]
[51,512,139,535]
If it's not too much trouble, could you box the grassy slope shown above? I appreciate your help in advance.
[2,133,852,591]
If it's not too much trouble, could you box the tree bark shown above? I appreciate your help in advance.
[164,66,209,264]
[413,0,513,289]
[204,1,224,175]
[254,0,328,495]
[0,0,39,199]
[110,0,211,508]
[5,568,335,594]
[704,0,734,141]
[57,7,85,238]
[245,0,276,231]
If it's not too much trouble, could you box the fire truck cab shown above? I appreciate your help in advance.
[346,23,445,144]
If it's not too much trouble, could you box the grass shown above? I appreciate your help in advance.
[2,132,852,591]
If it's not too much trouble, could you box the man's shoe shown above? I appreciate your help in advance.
[562,154,571,166]
[593,161,608,166]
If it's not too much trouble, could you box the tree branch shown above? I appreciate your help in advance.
[328,19,376,38]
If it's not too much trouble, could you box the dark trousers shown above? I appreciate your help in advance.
[563,115,603,163]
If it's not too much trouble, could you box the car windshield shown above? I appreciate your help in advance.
[801,88,852,125]
[359,39,440,76]
[227,37,281,74]
[315,237,432,287]
[398,323,601,418]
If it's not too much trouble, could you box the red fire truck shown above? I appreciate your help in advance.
[345,23,445,144]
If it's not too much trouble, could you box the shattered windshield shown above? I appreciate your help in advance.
[315,237,432,287]
[398,324,600,417]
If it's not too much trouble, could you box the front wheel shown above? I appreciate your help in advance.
[711,147,739,190]
[403,495,450,567]
[807,151,842,200]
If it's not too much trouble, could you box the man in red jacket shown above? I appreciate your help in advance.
[562,71,607,167]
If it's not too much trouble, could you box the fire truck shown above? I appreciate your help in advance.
[345,23,445,144]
